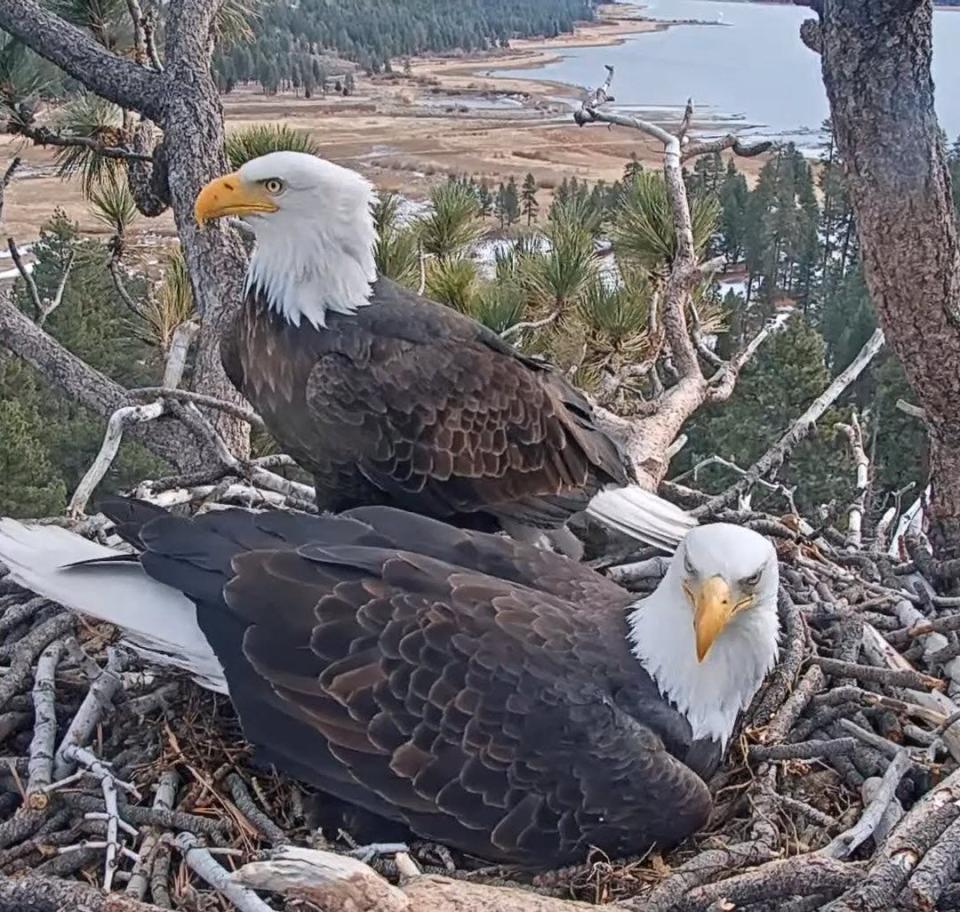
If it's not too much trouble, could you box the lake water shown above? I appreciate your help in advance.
[493,0,960,148]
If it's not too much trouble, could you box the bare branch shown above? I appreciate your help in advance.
[46,249,76,325]
[0,156,21,220]
[67,401,168,517]
[500,309,560,342]
[26,639,64,806]
[682,135,774,162]
[128,387,266,430]
[837,411,870,547]
[53,649,126,780]
[698,327,885,515]
[896,398,927,421]
[125,0,149,66]
[125,770,179,900]
[143,8,163,72]
[108,259,144,318]
[162,319,200,389]
[176,832,274,912]
[677,97,694,140]
[7,237,42,319]
[10,124,153,163]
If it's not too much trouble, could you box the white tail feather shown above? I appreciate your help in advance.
[0,519,226,693]
[586,485,698,552]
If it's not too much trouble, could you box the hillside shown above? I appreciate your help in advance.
[216,0,602,88]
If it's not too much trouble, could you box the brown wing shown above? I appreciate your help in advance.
[304,280,633,525]
[130,504,713,867]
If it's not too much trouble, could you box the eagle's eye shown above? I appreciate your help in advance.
[740,570,762,590]
[263,178,285,195]
[683,553,696,576]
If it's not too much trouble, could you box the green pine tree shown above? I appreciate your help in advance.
[521,172,539,225]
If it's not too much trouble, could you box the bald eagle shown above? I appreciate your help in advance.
[194,151,695,555]
[0,501,779,866]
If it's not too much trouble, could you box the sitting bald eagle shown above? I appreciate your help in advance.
[0,501,779,866]
[194,152,694,555]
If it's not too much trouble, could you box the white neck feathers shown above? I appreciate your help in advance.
[245,165,378,328]
[627,566,780,747]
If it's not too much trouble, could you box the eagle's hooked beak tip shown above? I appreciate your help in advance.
[691,576,734,663]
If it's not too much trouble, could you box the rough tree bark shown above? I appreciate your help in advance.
[801,0,960,557]
[0,0,249,457]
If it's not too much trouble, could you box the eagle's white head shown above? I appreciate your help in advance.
[195,151,378,328]
[629,523,780,746]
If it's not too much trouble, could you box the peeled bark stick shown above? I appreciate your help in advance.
[61,744,135,892]
[53,648,126,780]
[175,833,275,912]
[0,612,76,711]
[894,598,960,695]
[901,813,960,911]
[821,749,912,859]
[861,623,960,761]
[812,657,944,692]
[826,766,960,912]
[125,769,179,901]
[25,639,64,806]
[235,846,617,912]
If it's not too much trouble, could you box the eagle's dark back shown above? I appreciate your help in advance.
[97,498,718,867]
[222,278,633,528]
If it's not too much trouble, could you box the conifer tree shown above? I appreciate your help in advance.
[503,177,521,226]
[521,173,539,225]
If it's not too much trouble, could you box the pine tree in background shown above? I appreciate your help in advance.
[0,384,67,517]
[0,213,165,516]
[680,316,854,514]
[495,182,508,229]
[718,160,749,264]
[477,180,493,217]
[521,172,539,225]
[503,177,521,227]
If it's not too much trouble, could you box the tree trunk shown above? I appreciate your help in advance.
[811,0,960,557]
[0,0,251,458]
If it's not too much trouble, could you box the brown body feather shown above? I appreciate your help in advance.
[221,278,633,528]
[98,499,718,867]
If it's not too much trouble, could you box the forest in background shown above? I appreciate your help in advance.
[212,0,601,91]
[4,120,958,529]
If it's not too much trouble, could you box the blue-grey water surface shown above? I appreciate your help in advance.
[493,0,960,147]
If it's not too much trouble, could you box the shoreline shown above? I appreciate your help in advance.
[0,4,766,244]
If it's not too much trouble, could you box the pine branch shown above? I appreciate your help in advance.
[0,0,169,120]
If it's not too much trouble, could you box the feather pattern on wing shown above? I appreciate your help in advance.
[97,500,716,865]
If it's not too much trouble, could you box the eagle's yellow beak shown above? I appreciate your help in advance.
[194,172,278,225]
[690,575,734,662]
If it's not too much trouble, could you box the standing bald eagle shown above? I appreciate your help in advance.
[194,152,694,554]
[0,501,779,866]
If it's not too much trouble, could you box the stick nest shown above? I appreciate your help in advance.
[2,496,960,912]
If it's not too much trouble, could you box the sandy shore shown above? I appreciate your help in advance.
[0,4,763,245]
